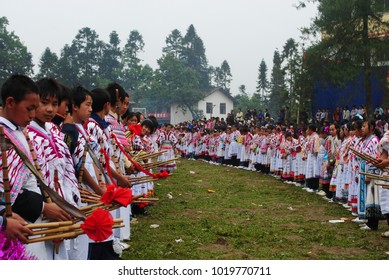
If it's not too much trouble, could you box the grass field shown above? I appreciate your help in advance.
[122,158,389,260]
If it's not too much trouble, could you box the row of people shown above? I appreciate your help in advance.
[0,75,177,260]
[172,119,389,235]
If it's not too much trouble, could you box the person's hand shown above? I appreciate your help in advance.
[3,214,33,243]
[63,113,74,124]
[116,175,132,188]
[42,203,72,222]
[375,158,389,170]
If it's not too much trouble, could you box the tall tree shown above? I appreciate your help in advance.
[122,30,145,91]
[57,27,104,89]
[282,38,300,116]
[150,53,202,118]
[212,60,232,92]
[36,47,58,80]
[256,59,269,102]
[181,24,210,90]
[269,50,288,117]
[56,44,79,87]
[162,29,183,58]
[99,31,122,84]
[0,16,34,85]
[298,0,389,116]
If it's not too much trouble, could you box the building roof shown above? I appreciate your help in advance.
[204,87,235,102]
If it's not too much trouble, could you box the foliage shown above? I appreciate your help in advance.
[256,59,269,101]
[181,24,210,91]
[99,31,122,84]
[211,60,232,93]
[150,53,203,118]
[298,0,389,115]
[269,50,288,118]
[0,16,34,86]
[36,47,58,80]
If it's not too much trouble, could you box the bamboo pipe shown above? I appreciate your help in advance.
[26,221,74,229]
[98,137,105,184]
[0,126,12,217]
[111,138,123,176]
[350,147,389,172]
[26,223,126,244]
[78,140,89,188]
[359,171,389,181]
[23,129,52,203]
[133,150,167,161]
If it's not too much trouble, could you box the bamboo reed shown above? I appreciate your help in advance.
[23,129,52,203]
[111,138,123,176]
[25,218,124,243]
[0,126,12,217]
[350,147,389,172]
[359,171,389,181]
[78,140,89,187]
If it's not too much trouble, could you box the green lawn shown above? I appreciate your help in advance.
[122,158,389,260]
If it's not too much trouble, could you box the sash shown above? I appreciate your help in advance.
[0,125,32,203]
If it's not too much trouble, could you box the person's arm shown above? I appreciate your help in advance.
[82,168,106,195]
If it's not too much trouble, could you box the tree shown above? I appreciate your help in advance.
[233,84,251,113]
[36,47,58,80]
[163,29,183,58]
[282,38,300,119]
[57,27,104,89]
[269,50,288,117]
[150,53,203,118]
[99,31,122,84]
[212,60,232,92]
[0,16,34,85]
[181,24,210,90]
[56,44,79,87]
[298,0,389,116]
[256,59,269,102]
[121,30,145,91]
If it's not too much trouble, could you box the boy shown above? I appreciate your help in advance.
[26,77,88,259]
[84,87,131,248]
[0,74,71,259]
[62,85,119,260]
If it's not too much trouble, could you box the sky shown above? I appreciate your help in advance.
[1,0,318,95]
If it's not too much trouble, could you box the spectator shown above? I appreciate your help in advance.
[244,109,252,120]
[342,106,350,124]
[257,110,263,123]
[226,112,234,126]
[264,108,270,119]
[315,109,321,124]
[350,105,358,119]
[333,107,341,124]
[236,108,244,123]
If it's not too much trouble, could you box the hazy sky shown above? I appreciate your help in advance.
[2,0,317,95]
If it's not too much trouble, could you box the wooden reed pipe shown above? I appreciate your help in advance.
[0,126,12,217]
[111,138,123,176]
[23,129,52,203]
[78,140,89,188]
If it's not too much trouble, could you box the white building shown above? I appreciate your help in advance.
[170,88,234,124]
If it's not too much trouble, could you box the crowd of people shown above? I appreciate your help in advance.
[0,75,178,260]
[171,110,389,236]
[1,73,389,260]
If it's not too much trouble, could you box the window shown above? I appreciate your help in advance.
[220,103,226,114]
[206,102,213,114]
